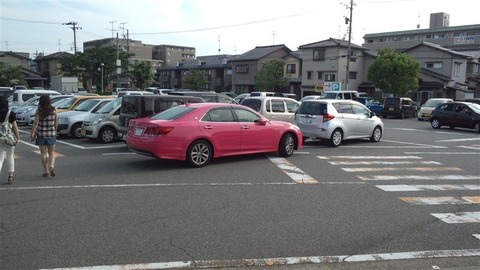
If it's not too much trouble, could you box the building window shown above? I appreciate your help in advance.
[454,62,461,77]
[286,64,296,74]
[348,72,357,80]
[325,74,335,81]
[426,62,442,69]
[307,71,312,80]
[313,48,325,61]
[317,71,322,80]
[235,65,249,74]
[349,51,357,62]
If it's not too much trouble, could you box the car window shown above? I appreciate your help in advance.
[203,108,235,122]
[233,108,261,122]
[150,105,195,120]
[298,102,326,115]
[338,103,354,114]
[384,98,399,106]
[352,104,369,115]
[241,99,261,112]
[343,93,352,99]
[286,100,299,113]
[74,99,102,111]
[438,103,454,111]
[271,100,285,113]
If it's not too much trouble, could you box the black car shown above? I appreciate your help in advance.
[382,97,417,119]
[430,101,480,133]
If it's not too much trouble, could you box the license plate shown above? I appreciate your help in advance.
[389,108,394,111]
[302,117,312,124]
[81,129,86,136]
[134,127,143,136]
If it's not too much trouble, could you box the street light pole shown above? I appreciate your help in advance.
[101,63,104,94]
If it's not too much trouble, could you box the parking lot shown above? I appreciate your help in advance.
[1,117,480,269]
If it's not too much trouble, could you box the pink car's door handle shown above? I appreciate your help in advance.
[204,125,213,129]
[241,125,250,129]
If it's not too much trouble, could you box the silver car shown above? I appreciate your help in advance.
[294,99,384,147]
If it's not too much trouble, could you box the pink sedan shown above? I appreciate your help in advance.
[126,103,303,167]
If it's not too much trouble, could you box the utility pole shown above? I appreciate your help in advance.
[63,21,81,54]
[109,20,117,38]
[343,0,355,90]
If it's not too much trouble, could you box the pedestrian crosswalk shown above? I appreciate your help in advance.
[318,155,480,239]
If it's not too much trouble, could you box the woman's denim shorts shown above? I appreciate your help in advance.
[35,136,56,146]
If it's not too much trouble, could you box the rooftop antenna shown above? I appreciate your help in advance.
[120,22,128,38]
[417,12,421,29]
[109,20,117,38]
[218,34,221,54]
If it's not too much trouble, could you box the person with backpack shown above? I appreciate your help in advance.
[0,96,20,184]
[30,95,58,177]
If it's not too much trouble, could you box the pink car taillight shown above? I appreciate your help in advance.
[323,113,335,122]
[143,126,174,136]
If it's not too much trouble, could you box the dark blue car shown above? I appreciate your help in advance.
[353,97,384,116]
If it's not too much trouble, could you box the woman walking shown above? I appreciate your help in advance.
[30,95,58,177]
[0,96,19,184]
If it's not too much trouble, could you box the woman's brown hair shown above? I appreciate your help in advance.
[37,95,55,119]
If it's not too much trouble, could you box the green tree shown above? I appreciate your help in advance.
[0,63,27,86]
[130,61,153,89]
[367,48,420,97]
[254,59,290,91]
[183,69,208,90]
[59,45,133,92]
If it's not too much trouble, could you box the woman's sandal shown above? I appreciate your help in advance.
[50,167,56,177]
[7,175,14,185]
[42,172,49,177]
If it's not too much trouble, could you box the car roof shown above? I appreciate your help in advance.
[242,96,298,101]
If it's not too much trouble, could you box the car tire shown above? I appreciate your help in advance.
[474,122,480,133]
[99,127,117,143]
[430,118,441,129]
[329,129,343,147]
[278,133,295,157]
[417,118,423,121]
[186,139,212,168]
[370,126,382,142]
[70,123,83,139]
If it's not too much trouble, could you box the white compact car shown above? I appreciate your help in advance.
[417,98,454,121]
[294,99,384,147]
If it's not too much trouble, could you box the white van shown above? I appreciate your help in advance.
[240,96,300,123]
[117,91,154,98]
[320,91,359,100]
[9,89,61,106]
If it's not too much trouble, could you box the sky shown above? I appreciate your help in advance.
[0,0,478,58]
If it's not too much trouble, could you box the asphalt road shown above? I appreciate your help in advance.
[0,117,479,270]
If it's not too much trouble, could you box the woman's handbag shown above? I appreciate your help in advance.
[0,110,17,146]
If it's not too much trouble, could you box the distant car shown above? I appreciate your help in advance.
[294,99,384,147]
[57,98,113,138]
[417,98,454,121]
[319,91,360,100]
[430,101,480,133]
[382,97,417,119]
[117,91,154,98]
[233,93,250,104]
[465,98,480,105]
[126,103,302,167]
[241,96,300,123]
[300,95,322,103]
[249,91,275,97]
[82,98,122,143]
[274,93,300,101]
[353,97,384,116]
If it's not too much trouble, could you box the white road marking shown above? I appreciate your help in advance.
[376,184,480,192]
[102,152,136,156]
[39,249,480,270]
[358,175,480,181]
[343,167,462,172]
[404,152,480,155]
[329,161,441,165]
[431,212,480,223]
[381,139,446,148]
[457,145,480,150]
[400,196,480,205]
[269,157,318,184]
[436,138,480,142]
[473,234,480,240]
[318,156,423,160]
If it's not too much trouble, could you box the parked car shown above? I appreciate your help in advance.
[353,97,384,116]
[82,98,122,143]
[241,96,300,123]
[430,101,480,133]
[55,95,115,113]
[15,94,72,125]
[382,97,417,119]
[168,91,235,103]
[9,89,60,107]
[126,103,302,167]
[118,95,205,141]
[294,99,384,147]
[274,93,300,101]
[300,95,322,103]
[57,98,113,138]
[417,98,454,121]
[117,90,154,98]
[465,98,480,105]
[249,91,275,97]
[233,93,250,104]
[319,91,360,100]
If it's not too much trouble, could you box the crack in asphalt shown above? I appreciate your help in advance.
[169,238,196,267]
